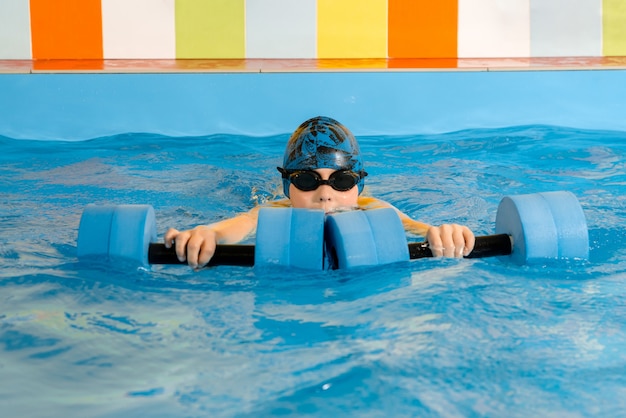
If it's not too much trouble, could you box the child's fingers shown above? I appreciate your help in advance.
[439,224,457,258]
[462,227,475,256]
[184,233,205,268]
[427,226,444,257]
[450,226,466,257]
[185,228,219,269]
[197,240,217,269]
[163,228,180,248]
[173,231,192,263]
[164,227,191,263]
[429,224,475,258]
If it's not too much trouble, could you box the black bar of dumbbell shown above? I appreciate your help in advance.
[407,233,513,259]
[147,233,513,266]
[148,243,255,267]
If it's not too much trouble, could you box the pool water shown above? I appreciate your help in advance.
[2,125,626,417]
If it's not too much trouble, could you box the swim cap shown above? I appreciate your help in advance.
[279,116,366,197]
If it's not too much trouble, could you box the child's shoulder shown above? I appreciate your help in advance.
[265,199,292,208]
[258,196,391,210]
[357,196,391,210]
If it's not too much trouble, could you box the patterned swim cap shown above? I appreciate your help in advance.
[279,116,365,197]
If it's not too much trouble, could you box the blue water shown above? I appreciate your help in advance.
[2,126,626,417]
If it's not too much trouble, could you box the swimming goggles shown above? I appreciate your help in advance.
[277,168,368,192]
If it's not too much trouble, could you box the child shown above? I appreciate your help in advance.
[165,116,475,269]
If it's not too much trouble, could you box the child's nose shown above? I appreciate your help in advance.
[316,185,333,201]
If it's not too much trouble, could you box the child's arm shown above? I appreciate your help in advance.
[164,207,260,269]
[357,196,475,258]
[357,196,431,235]
[164,199,294,269]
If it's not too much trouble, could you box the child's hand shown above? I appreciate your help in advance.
[426,224,475,258]
[164,226,219,269]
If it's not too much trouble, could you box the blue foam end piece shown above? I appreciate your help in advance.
[291,209,327,269]
[364,209,410,264]
[325,211,378,269]
[108,205,157,266]
[496,194,558,264]
[77,204,157,266]
[536,191,589,260]
[495,191,588,264]
[77,205,115,258]
[325,208,409,269]
[255,208,325,269]
[254,208,291,266]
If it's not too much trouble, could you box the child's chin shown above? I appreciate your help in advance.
[324,205,360,214]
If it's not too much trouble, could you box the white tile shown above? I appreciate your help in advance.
[0,0,31,59]
[458,0,531,58]
[530,0,602,57]
[246,0,317,59]
[102,0,175,59]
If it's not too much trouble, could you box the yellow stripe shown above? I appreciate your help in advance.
[603,0,626,56]
[318,0,387,58]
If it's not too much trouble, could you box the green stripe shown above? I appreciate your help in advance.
[175,0,245,59]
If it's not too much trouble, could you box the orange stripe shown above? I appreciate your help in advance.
[30,0,103,59]
[387,58,458,69]
[388,0,457,58]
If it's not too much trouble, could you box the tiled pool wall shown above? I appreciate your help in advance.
[1,0,625,60]
[1,1,626,140]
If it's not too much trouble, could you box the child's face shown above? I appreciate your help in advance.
[289,168,359,212]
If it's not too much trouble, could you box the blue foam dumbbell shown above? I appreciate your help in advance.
[324,208,410,269]
[254,207,325,269]
[77,204,157,266]
[76,204,325,268]
[77,204,256,267]
[324,191,589,266]
[495,191,589,264]
[77,191,589,270]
